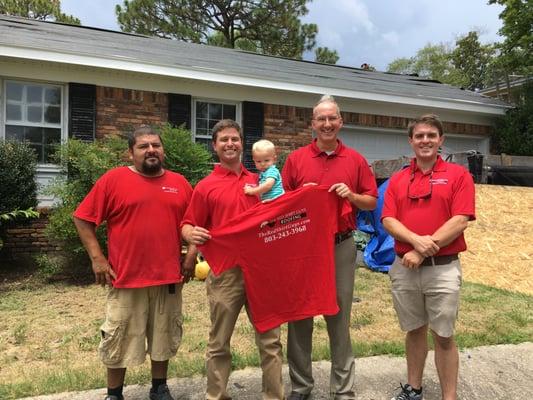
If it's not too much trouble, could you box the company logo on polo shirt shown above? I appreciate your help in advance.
[430,178,448,185]
[161,186,179,194]
[259,208,307,230]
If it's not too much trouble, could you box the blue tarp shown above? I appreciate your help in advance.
[357,179,395,272]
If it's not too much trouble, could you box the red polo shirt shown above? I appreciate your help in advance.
[182,164,259,229]
[281,139,377,231]
[381,156,476,255]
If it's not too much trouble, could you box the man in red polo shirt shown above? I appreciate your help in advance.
[181,119,284,400]
[382,114,475,400]
[73,126,195,400]
[282,95,378,400]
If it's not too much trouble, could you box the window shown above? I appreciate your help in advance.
[193,100,238,149]
[4,81,63,163]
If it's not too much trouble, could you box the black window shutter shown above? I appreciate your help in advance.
[69,83,96,141]
[242,101,264,172]
[168,94,191,129]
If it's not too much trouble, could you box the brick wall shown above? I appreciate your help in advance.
[264,103,493,154]
[0,210,60,261]
[96,86,168,138]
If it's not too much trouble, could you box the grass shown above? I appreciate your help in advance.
[0,268,531,399]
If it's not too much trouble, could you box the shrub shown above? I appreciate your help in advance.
[44,126,212,270]
[0,140,38,214]
[160,123,213,185]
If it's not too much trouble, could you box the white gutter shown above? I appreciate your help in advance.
[0,44,509,116]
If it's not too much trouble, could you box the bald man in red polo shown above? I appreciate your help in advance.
[282,95,377,400]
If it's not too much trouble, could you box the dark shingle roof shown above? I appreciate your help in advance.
[0,14,509,110]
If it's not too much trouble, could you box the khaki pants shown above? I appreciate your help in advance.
[206,268,284,400]
[287,238,357,399]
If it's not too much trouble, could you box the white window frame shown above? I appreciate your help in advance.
[1,78,68,166]
[191,98,242,143]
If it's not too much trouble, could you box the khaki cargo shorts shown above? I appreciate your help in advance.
[388,257,462,338]
[98,284,183,368]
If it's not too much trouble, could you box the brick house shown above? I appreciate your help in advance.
[1,14,510,209]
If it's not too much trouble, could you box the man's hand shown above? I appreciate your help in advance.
[401,250,424,269]
[181,255,196,283]
[91,256,116,286]
[328,183,352,198]
[183,225,211,245]
[410,234,439,257]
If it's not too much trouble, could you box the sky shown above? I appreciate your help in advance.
[60,0,504,72]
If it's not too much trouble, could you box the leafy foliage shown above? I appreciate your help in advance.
[488,0,533,76]
[492,80,533,156]
[0,140,38,214]
[0,0,80,24]
[115,0,334,61]
[45,126,212,258]
[314,47,339,65]
[160,123,213,185]
[387,32,495,91]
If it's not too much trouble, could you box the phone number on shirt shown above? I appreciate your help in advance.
[263,225,307,243]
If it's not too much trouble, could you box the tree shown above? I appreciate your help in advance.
[315,46,339,64]
[451,31,495,91]
[492,80,533,156]
[387,32,496,90]
[0,0,80,24]
[115,0,330,60]
[387,43,464,86]
[489,0,533,76]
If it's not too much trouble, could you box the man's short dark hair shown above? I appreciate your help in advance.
[211,119,243,142]
[128,125,161,149]
[407,114,444,138]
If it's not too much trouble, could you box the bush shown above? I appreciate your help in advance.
[45,136,128,255]
[160,123,213,185]
[45,126,212,268]
[0,140,38,214]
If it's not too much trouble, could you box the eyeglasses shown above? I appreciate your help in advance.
[407,171,433,199]
[313,116,341,124]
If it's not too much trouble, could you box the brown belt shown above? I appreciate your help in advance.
[335,230,353,245]
[419,254,459,266]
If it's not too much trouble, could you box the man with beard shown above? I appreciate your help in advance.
[74,125,195,400]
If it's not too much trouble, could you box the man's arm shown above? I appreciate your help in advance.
[382,216,440,257]
[328,183,377,210]
[431,215,470,248]
[181,243,198,283]
[244,178,275,196]
[73,216,116,286]
[181,223,211,245]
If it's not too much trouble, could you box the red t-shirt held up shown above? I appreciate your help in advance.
[199,185,352,333]
[74,167,192,288]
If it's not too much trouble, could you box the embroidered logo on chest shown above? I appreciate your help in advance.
[430,178,448,185]
[162,186,179,194]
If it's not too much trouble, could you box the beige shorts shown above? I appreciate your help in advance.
[389,257,462,338]
[98,284,183,368]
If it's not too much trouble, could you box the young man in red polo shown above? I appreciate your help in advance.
[282,95,377,400]
[382,114,476,400]
[181,119,284,400]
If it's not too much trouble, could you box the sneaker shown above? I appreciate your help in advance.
[390,383,423,400]
[149,383,175,400]
[104,396,123,400]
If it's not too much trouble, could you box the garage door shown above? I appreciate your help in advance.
[339,126,489,163]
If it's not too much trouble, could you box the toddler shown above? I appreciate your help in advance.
[244,139,285,201]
